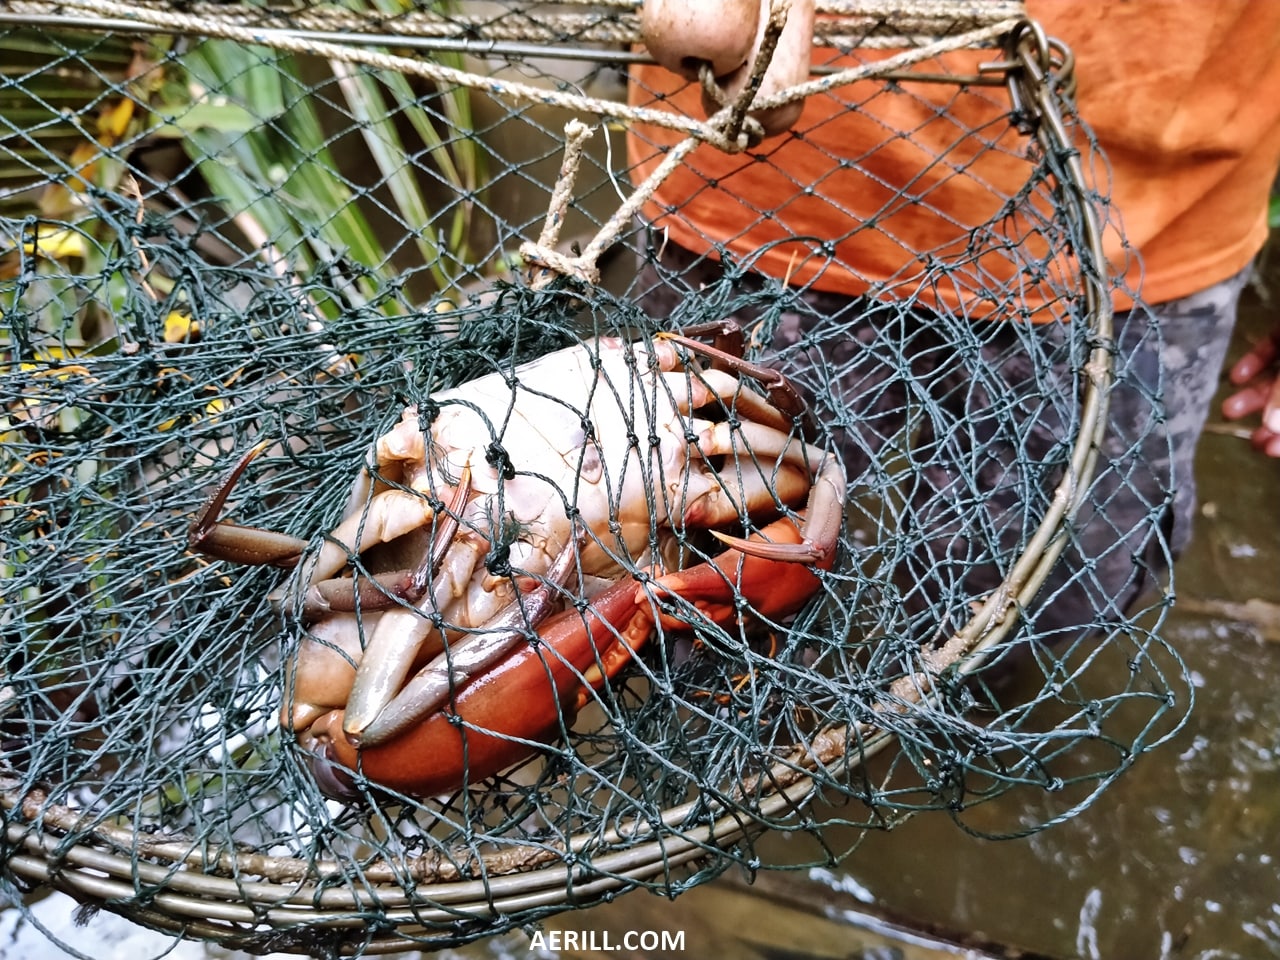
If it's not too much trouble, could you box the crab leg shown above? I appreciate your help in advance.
[354,535,583,746]
[684,419,845,565]
[188,442,307,567]
[298,489,441,590]
[290,468,471,619]
[281,482,469,733]
[657,328,812,428]
[332,468,481,739]
[188,443,474,614]
[656,368,795,435]
[648,326,844,560]
[712,455,844,563]
[284,613,375,732]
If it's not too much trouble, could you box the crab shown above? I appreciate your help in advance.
[190,323,844,798]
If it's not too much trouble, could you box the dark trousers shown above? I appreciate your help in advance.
[638,244,1245,648]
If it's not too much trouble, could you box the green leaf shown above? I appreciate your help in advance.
[150,101,260,137]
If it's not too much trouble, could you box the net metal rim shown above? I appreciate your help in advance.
[0,12,1116,955]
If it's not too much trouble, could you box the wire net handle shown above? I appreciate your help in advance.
[28,0,1023,149]
[1,0,1027,50]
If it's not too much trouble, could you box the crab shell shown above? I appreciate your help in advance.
[280,335,841,738]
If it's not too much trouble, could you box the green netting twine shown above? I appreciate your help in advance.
[1,201,1187,952]
[0,4,1191,955]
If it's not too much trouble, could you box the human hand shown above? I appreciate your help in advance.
[1221,320,1280,457]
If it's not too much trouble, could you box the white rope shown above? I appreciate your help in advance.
[17,0,1023,286]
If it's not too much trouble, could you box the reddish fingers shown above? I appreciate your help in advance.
[1222,381,1272,420]
[1252,425,1280,457]
[1228,327,1280,385]
[1222,320,1280,450]
[1221,355,1280,458]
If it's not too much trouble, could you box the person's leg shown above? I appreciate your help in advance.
[913,266,1248,645]
[1155,264,1253,556]
[635,238,1246,644]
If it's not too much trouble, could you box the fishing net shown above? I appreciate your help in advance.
[0,1,1190,955]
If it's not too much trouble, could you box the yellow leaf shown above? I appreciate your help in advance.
[163,312,200,343]
[15,228,86,261]
[98,97,137,142]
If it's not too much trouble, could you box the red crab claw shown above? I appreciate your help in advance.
[301,516,832,800]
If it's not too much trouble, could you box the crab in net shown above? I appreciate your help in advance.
[188,321,845,799]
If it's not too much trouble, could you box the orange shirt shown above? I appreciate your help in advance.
[628,1,1280,315]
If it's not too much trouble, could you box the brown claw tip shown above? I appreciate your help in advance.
[710,529,827,565]
[190,440,272,542]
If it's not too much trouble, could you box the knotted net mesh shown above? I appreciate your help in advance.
[0,2,1189,954]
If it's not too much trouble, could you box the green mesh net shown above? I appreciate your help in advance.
[0,2,1189,955]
